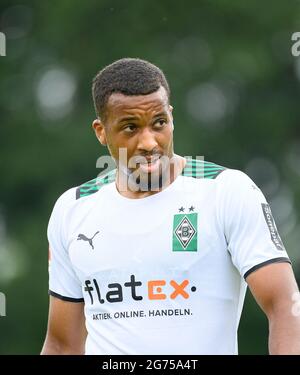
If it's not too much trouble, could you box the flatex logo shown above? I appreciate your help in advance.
[0,32,6,56]
[84,275,197,305]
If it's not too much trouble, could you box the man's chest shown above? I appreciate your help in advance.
[66,192,226,279]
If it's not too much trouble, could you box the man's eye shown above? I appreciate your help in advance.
[154,119,167,128]
[123,124,136,133]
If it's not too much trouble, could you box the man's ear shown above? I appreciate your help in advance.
[169,105,174,119]
[92,119,107,146]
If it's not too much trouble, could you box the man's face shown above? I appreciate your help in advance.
[94,86,174,186]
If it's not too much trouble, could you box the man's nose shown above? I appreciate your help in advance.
[137,127,158,152]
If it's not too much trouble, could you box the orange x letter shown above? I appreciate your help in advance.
[170,280,189,299]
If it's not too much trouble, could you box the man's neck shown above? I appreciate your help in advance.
[116,154,186,199]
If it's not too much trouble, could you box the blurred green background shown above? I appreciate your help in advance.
[0,0,300,354]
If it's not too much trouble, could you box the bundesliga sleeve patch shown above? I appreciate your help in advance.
[261,203,285,251]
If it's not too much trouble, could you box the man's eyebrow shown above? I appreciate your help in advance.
[118,116,138,123]
[153,112,168,118]
[118,112,167,123]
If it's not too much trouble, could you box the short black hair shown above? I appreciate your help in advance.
[92,58,170,120]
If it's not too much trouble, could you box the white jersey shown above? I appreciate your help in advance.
[47,158,290,354]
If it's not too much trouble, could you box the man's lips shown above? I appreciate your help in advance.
[133,155,161,165]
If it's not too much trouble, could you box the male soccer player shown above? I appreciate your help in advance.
[41,58,300,354]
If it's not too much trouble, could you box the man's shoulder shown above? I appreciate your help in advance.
[52,169,117,211]
[182,158,227,180]
[182,158,254,188]
[75,168,117,200]
[215,167,255,186]
[211,165,264,203]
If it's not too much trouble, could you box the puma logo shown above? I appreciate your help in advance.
[77,231,99,249]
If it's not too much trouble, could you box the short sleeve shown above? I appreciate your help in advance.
[47,188,84,302]
[217,169,291,280]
